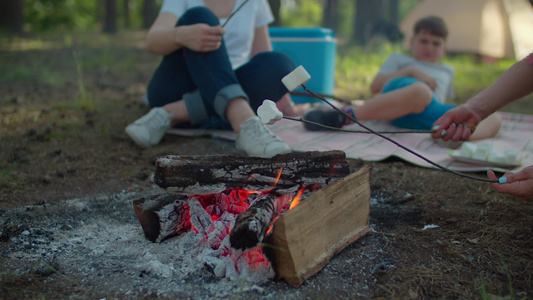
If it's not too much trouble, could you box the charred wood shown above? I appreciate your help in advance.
[229,193,288,250]
[133,193,190,243]
[153,151,349,195]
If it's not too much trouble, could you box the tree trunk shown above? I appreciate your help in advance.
[323,0,338,32]
[123,0,131,28]
[268,0,282,27]
[0,0,24,34]
[388,0,399,25]
[142,0,157,29]
[353,0,383,45]
[103,0,118,34]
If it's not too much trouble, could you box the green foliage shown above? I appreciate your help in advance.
[280,0,323,28]
[443,54,514,103]
[25,0,96,31]
[336,0,355,38]
[22,0,163,32]
[335,44,407,99]
[398,0,423,21]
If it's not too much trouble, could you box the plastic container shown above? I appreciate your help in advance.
[269,27,337,104]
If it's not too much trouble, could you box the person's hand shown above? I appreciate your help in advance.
[175,24,225,52]
[407,67,437,91]
[431,104,483,141]
[487,166,533,201]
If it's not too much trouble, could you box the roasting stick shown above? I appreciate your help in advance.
[222,0,250,28]
[260,66,498,183]
[283,116,432,134]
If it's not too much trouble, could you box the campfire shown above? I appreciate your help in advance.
[133,150,371,286]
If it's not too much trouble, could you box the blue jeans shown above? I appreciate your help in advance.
[147,6,295,129]
[382,77,457,130]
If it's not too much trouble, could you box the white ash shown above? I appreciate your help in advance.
[0,189,276,298]
[0,186,403,299]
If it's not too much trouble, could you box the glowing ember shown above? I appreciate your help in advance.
[172,184,312,280]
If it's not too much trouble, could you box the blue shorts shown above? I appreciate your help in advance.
[382,77,456,130]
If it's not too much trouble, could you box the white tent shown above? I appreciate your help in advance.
[400,0,533,60]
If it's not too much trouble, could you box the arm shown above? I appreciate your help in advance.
[458,59,533,120]
[432,59,533,141]
[370,66,437,94]
[146,12,225,55]
[250,25,273,56]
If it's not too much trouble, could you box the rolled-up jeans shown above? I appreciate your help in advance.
[147,6,295,129]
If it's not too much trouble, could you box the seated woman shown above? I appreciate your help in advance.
[125,0,301,158]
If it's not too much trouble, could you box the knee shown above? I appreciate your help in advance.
[254,51,295,76]
[409,82,433,113]
[178,6,219,26]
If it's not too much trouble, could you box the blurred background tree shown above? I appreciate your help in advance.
[0,0,425,46]
[2,0,531,48]
[5,0,530,47]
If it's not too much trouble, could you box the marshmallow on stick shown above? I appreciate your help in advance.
[282,65,311,91]
[257,99,283,125]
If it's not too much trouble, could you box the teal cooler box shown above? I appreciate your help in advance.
[269,27,337,104]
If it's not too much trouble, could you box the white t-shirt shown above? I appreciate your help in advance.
[378,52,455,103]
[160,0,274,69]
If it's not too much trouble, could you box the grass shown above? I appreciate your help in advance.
[72,50,96,111]
[2,31,532,117]
[475,253,517,300]
[0,163,18,188]
[334,44,532,114]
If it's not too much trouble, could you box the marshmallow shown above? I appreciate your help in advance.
[472,146,489,161]
[477,142,494,152]
[459,142,477,158]
[257,99,283,125]
[282,65,311,91]
[487,150,506,163]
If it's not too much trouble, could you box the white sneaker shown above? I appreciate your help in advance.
[125,107,174,148]
[235,116,291,158]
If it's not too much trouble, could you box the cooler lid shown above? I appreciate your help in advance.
[268,27,335,38]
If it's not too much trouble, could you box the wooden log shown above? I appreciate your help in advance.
[229,193,288,250]
[263,165,372,287]
[132,193,191,243]
[153,150,349,195]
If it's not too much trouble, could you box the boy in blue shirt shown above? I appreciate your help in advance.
[305,16,501,141]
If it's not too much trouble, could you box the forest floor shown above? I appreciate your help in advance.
[0,31,532,299]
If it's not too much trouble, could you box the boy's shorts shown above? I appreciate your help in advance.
[382,76,457,130]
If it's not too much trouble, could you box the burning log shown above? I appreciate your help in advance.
[153,151,349,195]
[229,193,288,250]
[133,193,191,243]
[263,165,372,286]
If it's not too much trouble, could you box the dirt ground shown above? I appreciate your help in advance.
[1,32,532,299]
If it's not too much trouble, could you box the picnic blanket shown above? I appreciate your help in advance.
[167,112,533,173]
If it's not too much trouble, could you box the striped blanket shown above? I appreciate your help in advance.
[168,112,533,173]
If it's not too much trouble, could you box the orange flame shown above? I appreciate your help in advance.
[265,225,273,235]
[272,167,283,186]
[289,186,305,210]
